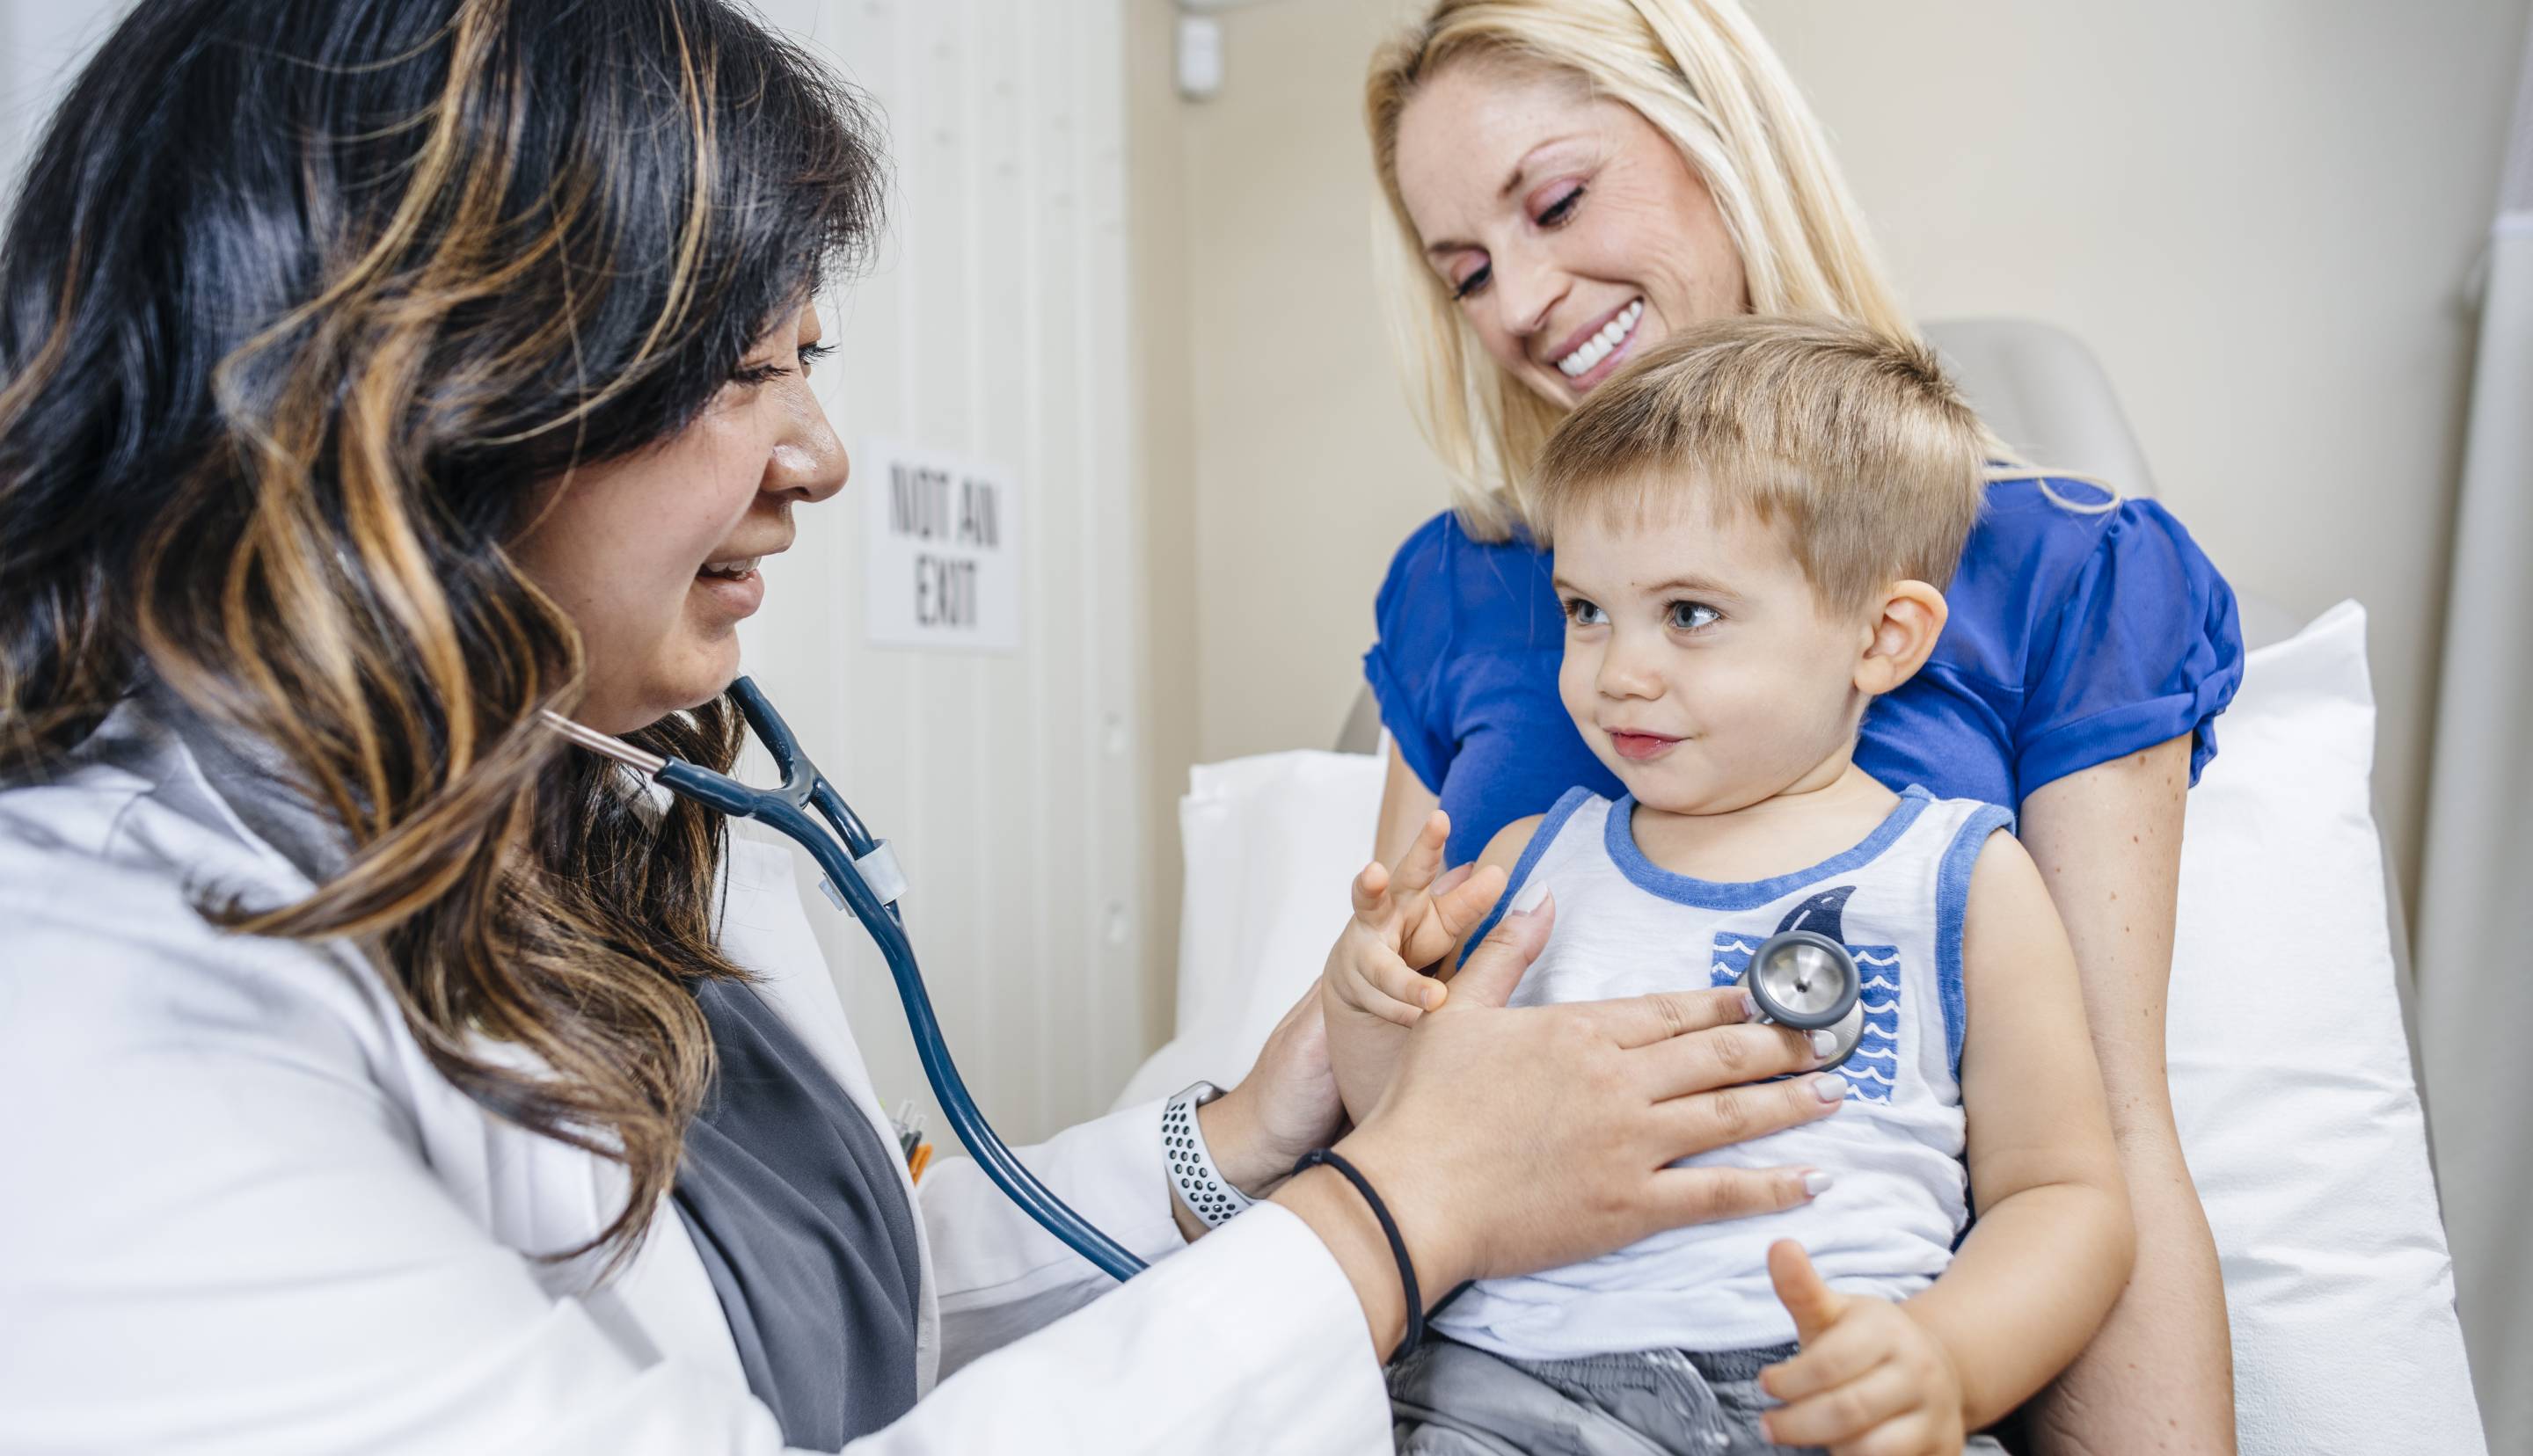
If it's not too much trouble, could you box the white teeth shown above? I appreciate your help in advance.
[1558,299,1645,378]
[701,557,760,577]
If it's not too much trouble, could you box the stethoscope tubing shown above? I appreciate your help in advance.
[639,684,1149,1283]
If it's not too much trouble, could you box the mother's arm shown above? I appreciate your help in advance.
[1376,742,1442,866]
[2017,736,2235,1455]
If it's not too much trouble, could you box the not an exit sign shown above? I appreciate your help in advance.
[860,439,1020,654]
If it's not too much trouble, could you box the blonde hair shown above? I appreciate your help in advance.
[1534,317,1987,614]
[1367,0,1923,541]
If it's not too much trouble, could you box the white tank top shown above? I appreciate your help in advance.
[1434,784,2013,1359]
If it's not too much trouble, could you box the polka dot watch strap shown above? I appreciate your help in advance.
[1163,1081,1255,1228]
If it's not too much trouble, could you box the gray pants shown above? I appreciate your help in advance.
[1390,1336,2011,1456]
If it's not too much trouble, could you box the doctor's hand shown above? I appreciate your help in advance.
[1180,986,1348,1234]
[1274,893,1843,1361]
[1184,812,1503,1240]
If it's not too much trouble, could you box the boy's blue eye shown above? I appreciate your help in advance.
[1563,598,1605,627]
[1667,601,1720,631]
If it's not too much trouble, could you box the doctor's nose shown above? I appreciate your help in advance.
[768,392,850,506]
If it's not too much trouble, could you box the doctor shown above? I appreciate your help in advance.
[0,2,1850,1451]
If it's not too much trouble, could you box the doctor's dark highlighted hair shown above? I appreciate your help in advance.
[1533,317,1987,613]
[0,0,885,1271]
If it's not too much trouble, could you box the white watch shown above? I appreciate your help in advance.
[1163,1081,1257,1228]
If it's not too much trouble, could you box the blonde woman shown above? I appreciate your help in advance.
[1361,2,2242,1451]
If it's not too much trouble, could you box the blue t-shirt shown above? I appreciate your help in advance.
[1365,477,2245,867]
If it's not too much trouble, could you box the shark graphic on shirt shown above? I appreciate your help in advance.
[1708,886,1903,1103]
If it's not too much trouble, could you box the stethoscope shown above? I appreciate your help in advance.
[544,677,1150,1282]
[1738,929,1865,1068]
[544,678,1871,1284]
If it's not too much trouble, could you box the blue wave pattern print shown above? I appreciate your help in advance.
[1708,935,1902,1104]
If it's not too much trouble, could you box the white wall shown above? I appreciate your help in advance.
[0,0,1157,1146]
[748,0,1154,1145]
[0,4,125,207]
[1747,0,2527,907]
[1134,0,2531,911]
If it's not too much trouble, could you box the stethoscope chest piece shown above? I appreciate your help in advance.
[1741,929,1864,1069]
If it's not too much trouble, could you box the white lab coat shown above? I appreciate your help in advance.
[0,695,1391,1453]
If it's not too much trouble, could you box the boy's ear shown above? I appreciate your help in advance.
[1854,580,1948,696]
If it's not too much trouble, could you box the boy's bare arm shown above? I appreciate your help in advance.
[1903,831,2137,1429]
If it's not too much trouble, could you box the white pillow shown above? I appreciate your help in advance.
[2165,601,2482,1453]
[1110,750,1384,1109]
[1120,601,2482,1454]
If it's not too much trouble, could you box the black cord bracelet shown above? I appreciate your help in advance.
[1291,1148,1425,1363]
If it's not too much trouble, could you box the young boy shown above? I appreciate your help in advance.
[1324,318,2135,1456]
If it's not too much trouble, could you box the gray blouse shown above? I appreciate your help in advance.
[674,977,923,1449]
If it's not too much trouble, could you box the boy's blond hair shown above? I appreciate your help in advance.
[1534,317,1988,615]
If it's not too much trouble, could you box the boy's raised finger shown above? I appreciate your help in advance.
[1349,860,1391,917]
[1766,1241,1845,1344]
[1388,808,1451,895]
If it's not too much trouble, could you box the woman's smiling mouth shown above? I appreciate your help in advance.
[1554,297,1645,386]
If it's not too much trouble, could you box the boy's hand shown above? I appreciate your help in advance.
[1324,810,1506,1028]
[1760,1241,1968,1456]
[1319,811,1507,1122]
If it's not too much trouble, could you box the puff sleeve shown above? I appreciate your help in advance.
[1362,513,1463,794]
[2012,496,2245,793]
